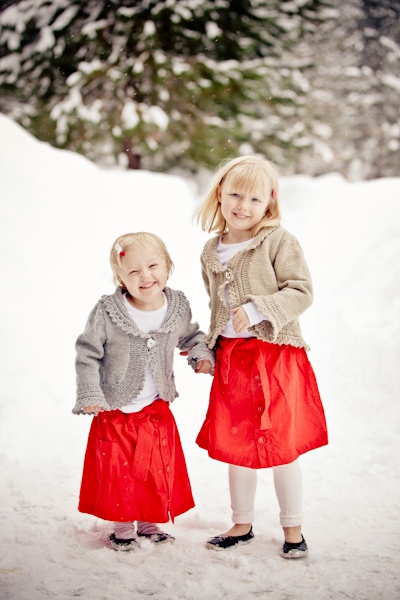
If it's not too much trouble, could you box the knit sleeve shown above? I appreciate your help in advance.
[201,257,212,310]
[177,300,215,373]
[72,302,112,415]
[247,233,313,341]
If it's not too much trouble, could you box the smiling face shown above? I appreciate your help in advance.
[219,171,271,243]
[117,243,169,311]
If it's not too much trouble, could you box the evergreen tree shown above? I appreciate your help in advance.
[291,0,399,179]
[0,0,328,171]
[356,0,400,178]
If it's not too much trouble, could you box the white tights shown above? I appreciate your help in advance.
[229,459,303,528]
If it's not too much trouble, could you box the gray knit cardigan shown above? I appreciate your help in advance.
[73,286,215,415]
[201,226,313,350]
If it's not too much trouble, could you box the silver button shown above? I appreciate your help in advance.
[146,337,156,349]
[225,270,233,281]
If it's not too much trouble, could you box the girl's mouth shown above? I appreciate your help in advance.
[140,282,156,290]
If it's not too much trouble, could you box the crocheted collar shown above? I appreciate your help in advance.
[202,226,280,273]
[101,286,188,336]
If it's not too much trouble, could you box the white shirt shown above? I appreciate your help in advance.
[120,292,168,413]
[217,237,266,338]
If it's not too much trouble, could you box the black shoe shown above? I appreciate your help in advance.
[206,527,254,550]
[137,532,175,544]
[281,535,308,559]
[109,532,139,551]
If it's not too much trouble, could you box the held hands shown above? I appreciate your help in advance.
[194,359,212,374]
[179,352,212,374]
[231,306,250,333]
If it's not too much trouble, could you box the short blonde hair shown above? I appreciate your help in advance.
[195,155,281,237]
[110,232,174,287]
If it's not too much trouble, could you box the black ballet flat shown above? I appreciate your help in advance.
[206,527,254,550]
[109,532,139,551]
[137,532,175,544]
[281,535,308,559]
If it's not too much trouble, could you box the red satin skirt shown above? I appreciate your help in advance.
[78,400,194,522]
[196,337,328,468]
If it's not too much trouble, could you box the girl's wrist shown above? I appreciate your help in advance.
[242,302,265,327]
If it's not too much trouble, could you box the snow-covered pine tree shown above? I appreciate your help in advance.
[287,0,400,179]
[355,0,400,178]
[0,0,329,172]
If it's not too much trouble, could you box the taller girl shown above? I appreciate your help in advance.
[195,155,328,558]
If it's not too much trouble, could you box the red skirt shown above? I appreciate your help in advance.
[78,400,194,522]
[196,337,328,468]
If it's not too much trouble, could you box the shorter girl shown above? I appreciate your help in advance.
[195,156,328,558]
[73,232,214,551]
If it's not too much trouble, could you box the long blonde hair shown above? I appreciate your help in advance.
[110,232,174,287]
[195,155,281,236]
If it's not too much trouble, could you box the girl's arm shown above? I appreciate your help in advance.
[247,233,313,338]
[177,302,215,374]
[201,262,212,309]
[73,303,111,415]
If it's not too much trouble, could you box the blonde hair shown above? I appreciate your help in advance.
[195,155,282,237]
[110,232,174,287]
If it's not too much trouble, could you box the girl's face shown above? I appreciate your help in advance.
[219,173,271,242]
[118,244,169,311]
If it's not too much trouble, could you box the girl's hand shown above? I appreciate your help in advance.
[83,405,102,414]
[195,359,212,374]
[231,306,250,333]
[179,352,212,374]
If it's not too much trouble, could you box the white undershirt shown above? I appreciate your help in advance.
[120,292,168,413]
[217,237,266,338]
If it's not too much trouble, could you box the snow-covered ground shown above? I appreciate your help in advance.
[0,113,399,600]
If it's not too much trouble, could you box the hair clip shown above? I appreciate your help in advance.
[271,189,277,200]
[115,243,125,257]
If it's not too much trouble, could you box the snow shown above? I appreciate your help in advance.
[121,101,140,129]
[382,73,400,93]
[0,113,399,599]
[51,5,79,33]
[35,28,55,53]
[142,105,169,131]
[206,22,222,39]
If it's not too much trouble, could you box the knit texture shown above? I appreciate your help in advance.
[201,226,313,349]
[273,459,304,528]
[228,460,303,527]
[73,286,215,414]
